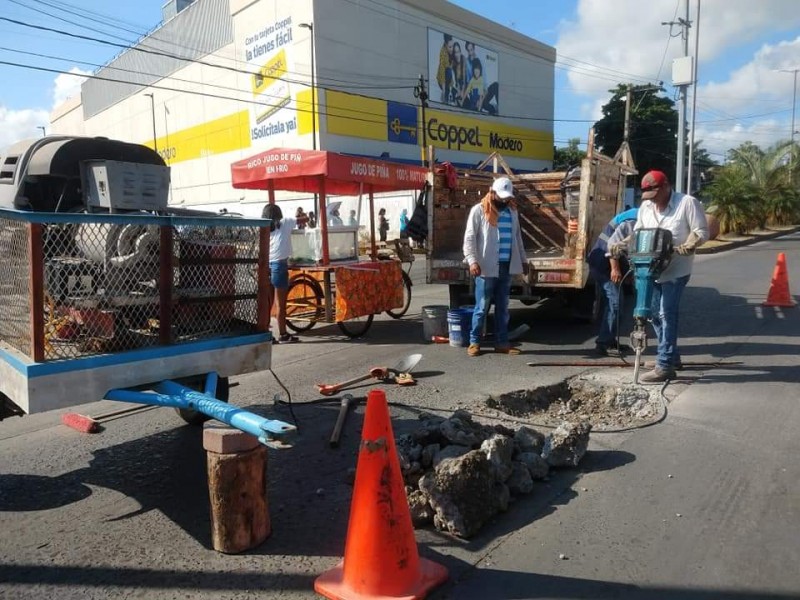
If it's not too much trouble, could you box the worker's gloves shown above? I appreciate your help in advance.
[609,237,631,258]
[675,231,702,256]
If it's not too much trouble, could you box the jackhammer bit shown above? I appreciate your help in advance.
[630,320,648,385]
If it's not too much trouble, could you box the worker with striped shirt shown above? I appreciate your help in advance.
[463,176,527,357]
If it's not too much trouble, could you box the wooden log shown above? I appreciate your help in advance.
[204,424,270,554]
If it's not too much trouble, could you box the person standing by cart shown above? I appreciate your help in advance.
[378,207,389,243]
[463,176,527,356]
[261,203,300,344]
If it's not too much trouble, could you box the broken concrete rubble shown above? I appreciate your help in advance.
[395,408,588,538]
[541,421,592,467]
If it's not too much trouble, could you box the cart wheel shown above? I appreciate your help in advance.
[286,274,324,333]
[386,271,413,319]
[175,376,230,425]
[337,314,374,338]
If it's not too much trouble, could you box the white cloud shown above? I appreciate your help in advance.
[0,105,49,152]
[556,0,800,156]
[52,67,91,109]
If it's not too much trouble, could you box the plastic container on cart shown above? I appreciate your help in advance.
[291,227,358,263]
[421,305,448,341]
[447,306,474,347]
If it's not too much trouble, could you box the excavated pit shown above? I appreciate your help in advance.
[486,374,663,430]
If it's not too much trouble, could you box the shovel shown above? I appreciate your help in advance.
[316,353,422,397]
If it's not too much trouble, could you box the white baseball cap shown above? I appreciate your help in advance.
[491,177,514,199]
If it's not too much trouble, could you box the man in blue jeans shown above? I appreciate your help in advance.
[633,170,708,382]
[588,208,638,356]
[462,176,527,357]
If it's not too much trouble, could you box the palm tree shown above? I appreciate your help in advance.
[728,141,799,227]
[706,166,758,235]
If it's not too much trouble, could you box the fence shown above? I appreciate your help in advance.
[0,210,271,362]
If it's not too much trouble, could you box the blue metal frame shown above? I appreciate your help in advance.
[105,372,296,448]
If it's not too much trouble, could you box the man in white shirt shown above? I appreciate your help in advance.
[261,203,300,344]
[633,170,708,382]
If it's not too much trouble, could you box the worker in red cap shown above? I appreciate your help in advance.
[631,170,708,382]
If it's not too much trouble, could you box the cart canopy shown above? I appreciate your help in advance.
[230,148,428,195]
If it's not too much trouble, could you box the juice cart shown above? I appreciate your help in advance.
[230,149,428,337]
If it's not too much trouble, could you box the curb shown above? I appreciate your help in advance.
[696,226,800,255]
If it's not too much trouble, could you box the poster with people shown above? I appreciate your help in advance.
[428,28,499,115]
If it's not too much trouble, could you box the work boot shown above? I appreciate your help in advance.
[467,343,481,357]
[494,345,521,355]
[639,366,676,383]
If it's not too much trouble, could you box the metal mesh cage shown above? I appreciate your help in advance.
[0,212,268,362]
[0,217,31,355]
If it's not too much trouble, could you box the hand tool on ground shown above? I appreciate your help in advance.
[625,228,673,384]
[329,393,356,448]
[316,353,422,396]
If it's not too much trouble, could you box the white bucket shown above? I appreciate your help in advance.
[421,305,449,341]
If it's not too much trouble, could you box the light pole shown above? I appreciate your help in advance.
[299,23,317,150]
[777,68,799,169]
[37,126,46,137]
[144,93,158,154]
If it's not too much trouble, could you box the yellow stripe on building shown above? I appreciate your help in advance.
[148,110,251,165]
[325,90,387,141]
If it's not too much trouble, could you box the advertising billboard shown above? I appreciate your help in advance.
[427,28,499,115]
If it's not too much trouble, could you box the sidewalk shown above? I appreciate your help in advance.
[697,224,799,255]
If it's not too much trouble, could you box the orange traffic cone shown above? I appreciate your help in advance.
[763,252,796,307]
[314,389,448,600]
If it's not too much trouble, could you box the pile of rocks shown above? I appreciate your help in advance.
[396,409,591,538]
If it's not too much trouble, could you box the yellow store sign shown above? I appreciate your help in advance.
[424,109,552,160]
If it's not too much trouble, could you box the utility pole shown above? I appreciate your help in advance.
[414,75,429,166]
[780,68,798,169]
[687,0,701,194]
[663,1,691,193]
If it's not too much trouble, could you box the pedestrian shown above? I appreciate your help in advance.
[378,207,389,242]
[307,211,317,228]
[328,208,343,227]
[261,203,300,344]
[462,176,527,356]
[588,207,638,356]
[348,209,358,227]
[399,208,409,239]
[295,207,309,229]
[624,170,708,382]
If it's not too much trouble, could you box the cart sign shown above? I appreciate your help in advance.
[230,148,429,195]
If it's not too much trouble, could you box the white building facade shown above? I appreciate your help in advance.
[51,0,556,225]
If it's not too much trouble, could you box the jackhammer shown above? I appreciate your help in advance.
[626,228,674,384]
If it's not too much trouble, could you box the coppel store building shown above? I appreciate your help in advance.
[51,0,556,224]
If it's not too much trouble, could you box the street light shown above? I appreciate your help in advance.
[299,22,317,151]
[37,126,46,137]
[144,93,158,154]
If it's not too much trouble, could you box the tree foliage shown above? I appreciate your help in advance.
[594,84,679,178]
[553,138,586,170]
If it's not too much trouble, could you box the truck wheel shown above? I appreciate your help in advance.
[448,284,470,309]
[175,376,230,425]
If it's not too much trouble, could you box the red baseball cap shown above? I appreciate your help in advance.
[640,170,668,200]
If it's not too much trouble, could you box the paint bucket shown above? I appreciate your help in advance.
[447,306,474,348]
[422,305,449,342]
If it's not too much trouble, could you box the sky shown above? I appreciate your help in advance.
[1,0,799,163]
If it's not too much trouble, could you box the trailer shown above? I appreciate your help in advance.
[426,143,637,314]
[0,136,294,446]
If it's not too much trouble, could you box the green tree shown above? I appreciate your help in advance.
[728,140,799,227]
[553,138,587,170]
[706,165,759,235]
[594,84,679,178]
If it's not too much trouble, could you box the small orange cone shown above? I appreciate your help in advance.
[763,252,796,307]
[314,389,448,600]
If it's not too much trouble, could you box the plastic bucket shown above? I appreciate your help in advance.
[421,305,449,341]
[447,306,474,347]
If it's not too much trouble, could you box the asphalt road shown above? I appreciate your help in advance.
[1,236,799,599]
